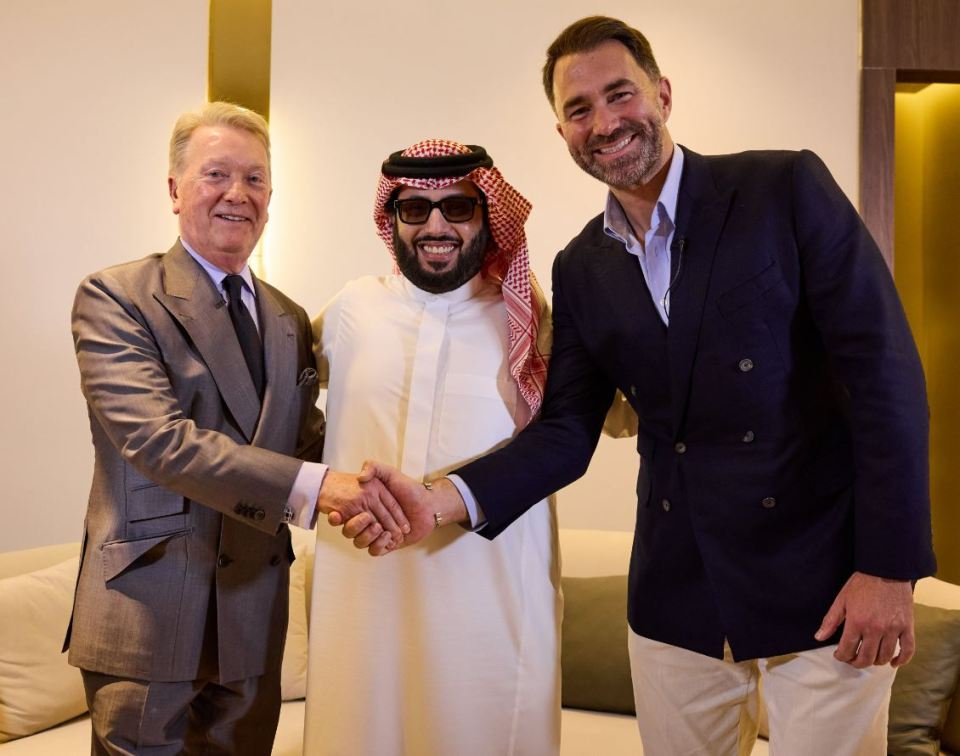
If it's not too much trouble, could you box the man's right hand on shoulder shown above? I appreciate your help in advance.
[318,470,411,548]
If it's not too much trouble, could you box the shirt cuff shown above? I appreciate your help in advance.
[446,474,486,530]
[287,462,328,529]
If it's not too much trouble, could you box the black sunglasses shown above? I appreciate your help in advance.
[392,196,484,224]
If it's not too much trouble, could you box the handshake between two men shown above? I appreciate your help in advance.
[318,464,467,555]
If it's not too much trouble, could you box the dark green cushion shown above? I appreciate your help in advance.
[560,574,635,715]
[887,603,960,754]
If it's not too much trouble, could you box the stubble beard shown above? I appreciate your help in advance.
[392,223,491,295]
[570,117,664,190]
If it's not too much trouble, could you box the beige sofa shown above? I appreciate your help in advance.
[1,528,958,754]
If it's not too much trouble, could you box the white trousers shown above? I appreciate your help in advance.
[627,629,896,756]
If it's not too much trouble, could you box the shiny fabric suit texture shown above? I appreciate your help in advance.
[457,147,935,661]
[66,241,324,684]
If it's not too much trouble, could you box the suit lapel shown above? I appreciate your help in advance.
[668,148,734,432]
[253,277,297,446]
[154,242,261,442]
[593,230,661,333]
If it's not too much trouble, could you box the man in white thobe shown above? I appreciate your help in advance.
[303,140,561,755]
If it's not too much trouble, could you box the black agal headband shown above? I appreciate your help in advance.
[381,145,494,178]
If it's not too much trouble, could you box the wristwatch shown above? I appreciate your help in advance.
[281,505,295,524]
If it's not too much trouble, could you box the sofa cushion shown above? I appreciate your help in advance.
[887,602,960,754]
[943,694,960,754]
[280,538,309,701]
[561,575,635,715]
[0,557,87,743]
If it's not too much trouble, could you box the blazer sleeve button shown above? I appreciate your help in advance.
[254,509,266,521]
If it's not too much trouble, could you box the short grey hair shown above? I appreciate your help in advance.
[169,101,270,177]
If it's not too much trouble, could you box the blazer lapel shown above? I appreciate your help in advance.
[154,242,261,442]
[667,148,734,433]
[253,278,297,447]
[593,230,661,334]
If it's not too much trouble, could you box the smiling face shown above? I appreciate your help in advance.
[392,180,490,294]
[168,125,271,272]
[553,40,673,190]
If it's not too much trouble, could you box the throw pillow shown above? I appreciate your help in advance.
[0,557,87,743]
[280,538,309,701]
[560,574,635,715]
[887,602,960,754]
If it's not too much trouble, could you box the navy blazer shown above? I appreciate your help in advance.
[456,147,935,660]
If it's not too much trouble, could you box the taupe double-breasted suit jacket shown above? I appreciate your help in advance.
[66,241,324,683]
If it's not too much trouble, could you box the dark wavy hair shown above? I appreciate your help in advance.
[543,16,661,109]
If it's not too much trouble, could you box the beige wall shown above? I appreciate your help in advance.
[0,1,207,551]
[895,84,960,583]
[267,0,861,532]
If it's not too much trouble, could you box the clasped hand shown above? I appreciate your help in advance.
[317,469,411,549]
[323,462,468,555]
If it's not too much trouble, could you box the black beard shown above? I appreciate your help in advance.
[392,223,491,294]
[570,118,664,190]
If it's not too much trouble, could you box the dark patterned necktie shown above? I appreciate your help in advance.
[222,274,264,398]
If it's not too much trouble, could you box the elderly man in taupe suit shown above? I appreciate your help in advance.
[67,102,408,755]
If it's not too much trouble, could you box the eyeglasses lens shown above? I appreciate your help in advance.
[396,197,477,224]
[439,198,475,222]
[398,200,431,223]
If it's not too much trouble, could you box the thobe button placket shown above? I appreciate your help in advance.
[738,358,754,372]
[661,499,672,512]
[742,430,755,443]
[400,299,450,478]
[761,497,777,509]
[674,441,687,454]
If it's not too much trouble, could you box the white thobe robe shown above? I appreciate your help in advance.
[303,274,561,756]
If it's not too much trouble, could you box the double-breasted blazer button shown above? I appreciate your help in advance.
[661,498,672,512]
[761,497,777,509]
[217,554,233,568]
[742,430,755,443]
[738,358,754,372]
[674,442,687,454]
[269,554,281,566]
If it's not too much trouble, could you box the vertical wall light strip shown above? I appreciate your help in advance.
[208,0,272,276]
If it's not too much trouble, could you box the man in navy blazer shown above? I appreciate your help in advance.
[349,15,935,754]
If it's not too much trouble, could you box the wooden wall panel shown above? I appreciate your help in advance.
[860,68,896,266]
[860,0,960,264]
[918,0,960,70]
[862,0,899,68]
[863,0,960,70]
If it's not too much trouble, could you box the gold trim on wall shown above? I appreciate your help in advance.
[208,0,272,119]
[208,0,272,276]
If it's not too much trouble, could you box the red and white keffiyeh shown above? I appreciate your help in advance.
[374,139,548,418]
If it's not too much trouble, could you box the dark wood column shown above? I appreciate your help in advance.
[860,0,960,267]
